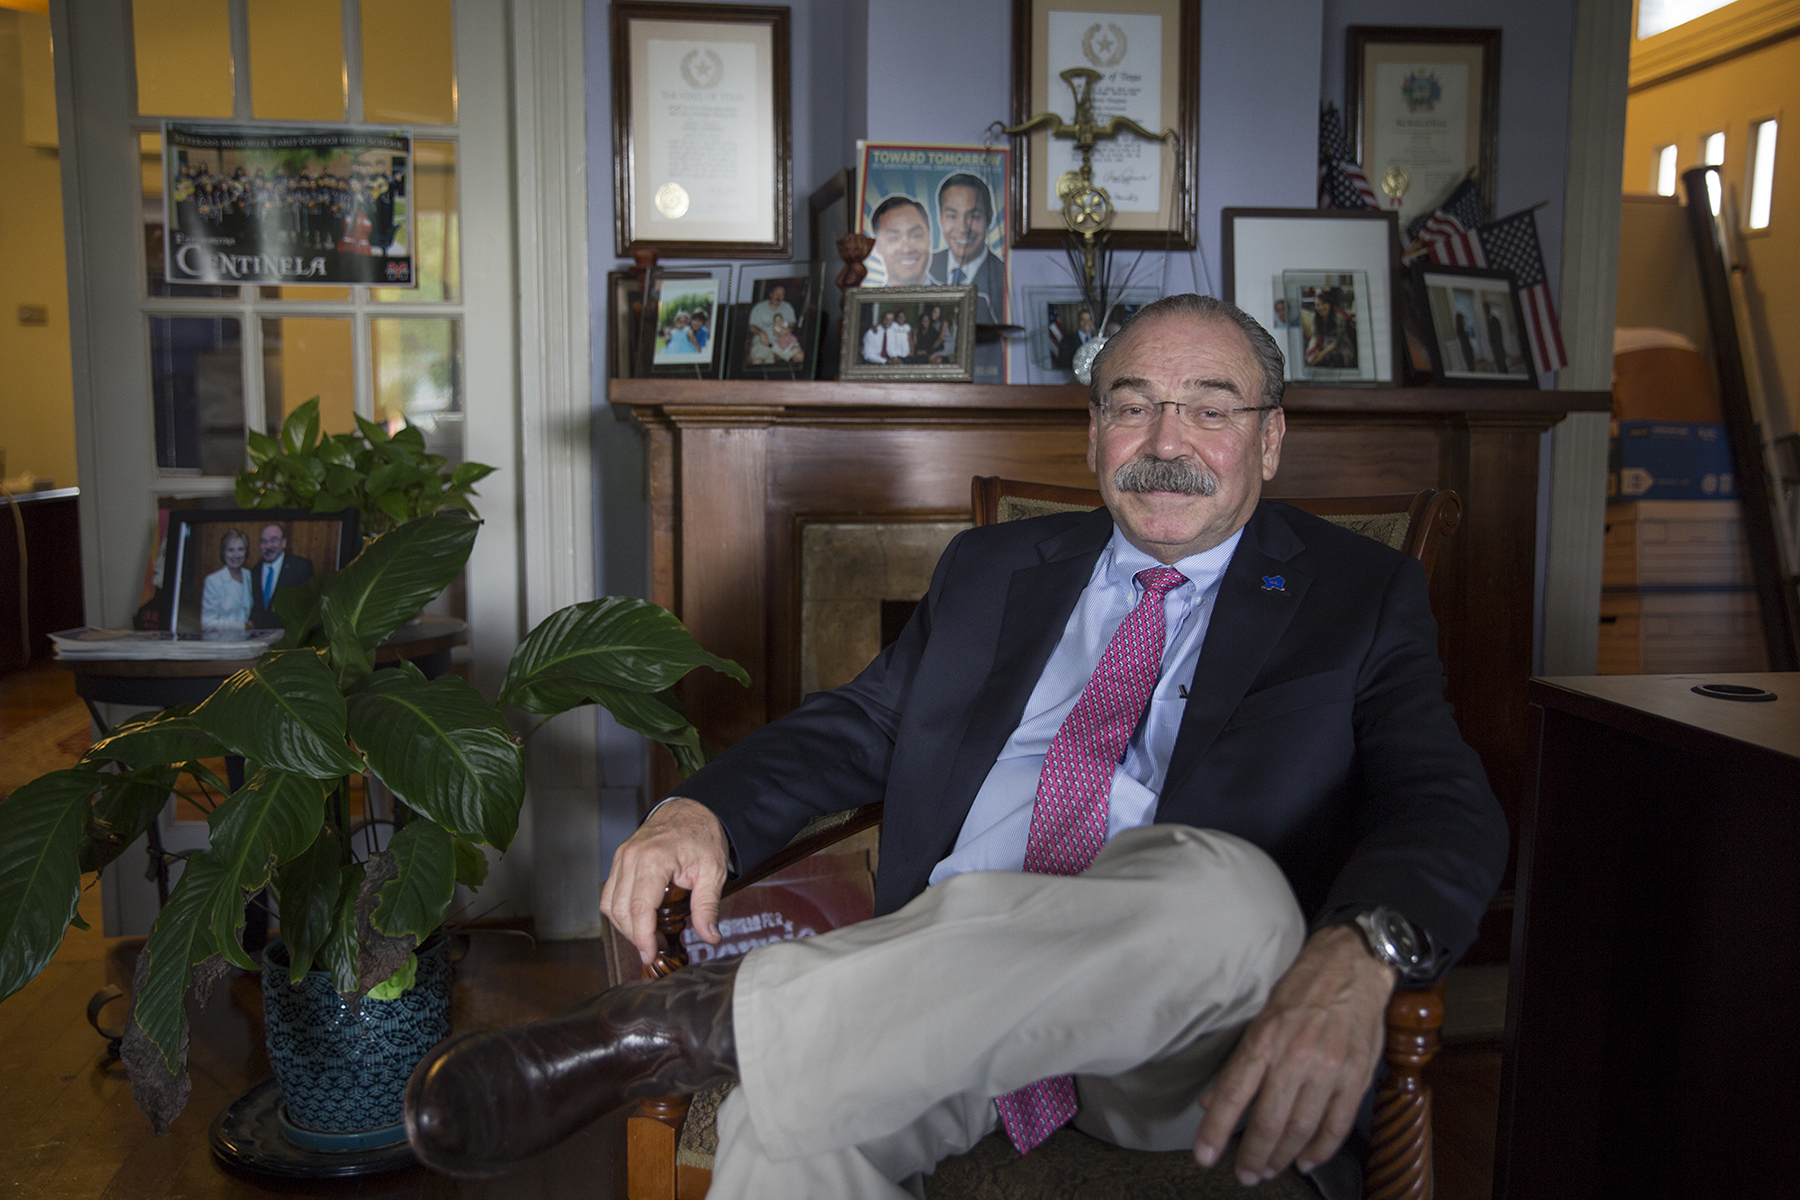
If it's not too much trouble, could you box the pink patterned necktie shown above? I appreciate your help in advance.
[993,565,1189,1154]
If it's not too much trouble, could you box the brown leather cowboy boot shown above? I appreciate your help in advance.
[404,956,738,1176]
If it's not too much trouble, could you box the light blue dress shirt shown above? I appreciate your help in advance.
[927,526,1243,886]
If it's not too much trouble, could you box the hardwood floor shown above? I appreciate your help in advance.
[0,663,1504,1200]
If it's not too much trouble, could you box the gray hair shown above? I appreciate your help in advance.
[1087,293,1287,413]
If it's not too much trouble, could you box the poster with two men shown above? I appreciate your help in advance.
[857,143,1011,383]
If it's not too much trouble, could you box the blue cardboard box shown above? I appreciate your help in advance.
[1608,421,1737,501]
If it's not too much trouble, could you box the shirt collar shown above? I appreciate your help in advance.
[943,243,988,280]
[1102,522,1244,596]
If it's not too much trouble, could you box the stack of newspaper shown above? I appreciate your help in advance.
[50,628,283,661]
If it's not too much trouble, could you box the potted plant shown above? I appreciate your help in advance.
[0,511,745,1136]
[235,397,491,535]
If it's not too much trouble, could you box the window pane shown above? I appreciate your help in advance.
[374,141,459,302]
[134,0,233,117]
[1637,0,1735,38]
[362,0,456,126]
[1655,145,1678,197]
[141,133,239,299]
[1703,131,1725,214]
[248,0,345,121]
[151,316,244,475]
[371,317,462,461]
[261,317,356,437]
[1750,119,1778,230]
[262,286,353,301]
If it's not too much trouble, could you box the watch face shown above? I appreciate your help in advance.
[1381,912,1420,962]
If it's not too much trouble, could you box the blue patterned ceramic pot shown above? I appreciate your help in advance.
[261,936,452,1140]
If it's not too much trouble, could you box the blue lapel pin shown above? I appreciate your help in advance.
[1260,575,1286,592]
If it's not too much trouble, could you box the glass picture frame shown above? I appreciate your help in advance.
[726,262,826,381]
[636,264,733,379]
[1281,269,1377,383]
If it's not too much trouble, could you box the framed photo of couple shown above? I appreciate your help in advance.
[158,508,360,635]
[1009,0,1199,249]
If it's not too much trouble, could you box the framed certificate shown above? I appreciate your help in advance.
[1346,26,1501,229]
[1009,0,1198,250]
[611,3,792,258]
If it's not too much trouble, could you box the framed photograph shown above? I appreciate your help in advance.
[809,169,854,379]
[1009,0,1198,249]
[727,262,824,380]
[607,270,644,379]
[1221,208,1402,385]
[1281,270,1377,383]
[637,264,733,379]
[161,508,360,634]
[857,142,1011,383]
[839,285,978,382]
[611,2,792,258]
[1346,26,1501,228]
[1411,263,1538,387]
[1021,285,1158,383]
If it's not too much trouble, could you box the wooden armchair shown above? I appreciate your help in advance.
[626,483,1463,1200]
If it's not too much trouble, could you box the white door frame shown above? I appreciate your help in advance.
[51,0,596,937]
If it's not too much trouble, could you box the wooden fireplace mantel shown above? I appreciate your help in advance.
[614,378,1611,943]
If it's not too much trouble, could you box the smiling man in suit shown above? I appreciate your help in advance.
[406,295,1506,1199]
[247,521,314,629]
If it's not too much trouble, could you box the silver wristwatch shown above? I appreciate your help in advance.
[1350,906,1431,981]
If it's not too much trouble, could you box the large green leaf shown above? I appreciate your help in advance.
[318,512,478,653]
[281,397,321,457]
[82,709,224,770]
[345,672,523,849]
[319,865,365,996]
[584,685,707,778]
[79,768,181,875]
[498,598,750,715]
[192,650,364,779]
[370,820,455,945]
[129,850,233,1074]
[272,824,344,982]
[451,835,489,889]
[0,769,104,1002]
[203,769,327,968]
[271,572,329,649]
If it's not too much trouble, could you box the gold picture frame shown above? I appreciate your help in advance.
[1009,0,1198,250]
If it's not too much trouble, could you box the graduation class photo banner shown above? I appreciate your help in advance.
[162,123,414,287]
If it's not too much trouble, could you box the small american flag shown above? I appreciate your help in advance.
[1477,208,1568,374]
[1318,104,1378,210]
[1408,180,1488,265]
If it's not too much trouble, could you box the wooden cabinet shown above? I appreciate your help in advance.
[613,380,1610,949]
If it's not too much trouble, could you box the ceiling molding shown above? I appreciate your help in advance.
[1631,0,1800,89]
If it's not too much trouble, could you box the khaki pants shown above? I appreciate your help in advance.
[711,824,1306,1199]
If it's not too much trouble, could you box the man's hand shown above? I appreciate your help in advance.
[599,798,730,966]
[1193,924,1396,1186]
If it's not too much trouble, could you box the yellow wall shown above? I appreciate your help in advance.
[1624,32,1800,430]
[0,9,77,489]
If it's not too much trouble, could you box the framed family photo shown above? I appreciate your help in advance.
[1009,0,1198,249]
[727,262,825,380]
[611,2,792,257]
[637,264,733,378]
[160,508,360,635]
[1410,263,1537,387]
[1346,26,1501,227]
[1221,207,1402,385]
[1281,270,1377,383]
[839,285,977,382]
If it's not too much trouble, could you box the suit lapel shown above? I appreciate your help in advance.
[938,508,1113,833]
[1160,503,1311,806]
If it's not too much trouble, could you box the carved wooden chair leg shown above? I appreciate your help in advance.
[627,887,697,1200]
[1366,982,1446,1200]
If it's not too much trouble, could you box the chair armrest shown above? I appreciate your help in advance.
[1368,982,1445,1200]
[645,803,885,980]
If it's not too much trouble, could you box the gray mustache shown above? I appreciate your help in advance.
[1112,457,1219,496]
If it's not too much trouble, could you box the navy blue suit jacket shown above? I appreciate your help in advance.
[677,500,1506,961]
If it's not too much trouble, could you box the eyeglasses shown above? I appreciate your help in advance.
[1098,399,1280,431]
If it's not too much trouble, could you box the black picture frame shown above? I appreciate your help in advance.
[1409,263,1539,388]
[726,263,826,381]
[607,269,643,380]
[159,507,361,634]
[809,169,854,379]
[636,265,733,379]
